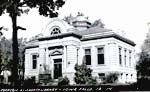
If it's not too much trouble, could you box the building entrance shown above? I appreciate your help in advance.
[54,59,62,79]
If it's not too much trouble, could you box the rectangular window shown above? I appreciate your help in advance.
[98,73,105,80]
[119,48,122,65]
[97,47,104,64]
[126,74,128,80]
[85,49,91,65]
[124,49,127,66]
[131,74,133,79]
[32,55,37,69]
[129,51,132,67]
[121,73,123,79]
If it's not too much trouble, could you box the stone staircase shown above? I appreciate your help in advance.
[39,79,58,86]
[47,79,58,86]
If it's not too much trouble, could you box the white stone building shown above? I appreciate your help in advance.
[24,14,137,84]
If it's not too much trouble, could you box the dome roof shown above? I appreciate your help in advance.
[72,12,89,22]
[74,15,89,22]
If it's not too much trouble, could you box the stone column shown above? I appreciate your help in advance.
[45,48,50,73]
[77,47,80,65]
[66,45,77,84]
[63,45,67,73]
[107,42,118,70]
[38,48,45,74]
[67,45,77,69]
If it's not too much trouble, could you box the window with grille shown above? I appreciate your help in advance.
[85,49,91,65]
[97,47,104,64]
[51,28,61,35]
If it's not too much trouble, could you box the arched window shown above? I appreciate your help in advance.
[51,28,61,35]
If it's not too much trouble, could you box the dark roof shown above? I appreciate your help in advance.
[74,26,136,46]
[29,26,135,46]
[76,26,112,35]
[81,33,136,46]
[38,32,82,41]
[25,45,39,49]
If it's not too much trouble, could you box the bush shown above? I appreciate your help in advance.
[136,77,150,89]
[136,57,150,77]
[0,75,4,83]
[87,77,97,84]
[58,76,69,86]
[74,64,97,85]
[23,77,37,87]
[105,73,119,83]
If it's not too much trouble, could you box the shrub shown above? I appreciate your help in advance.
[23,77,37,87]
[105,73,119,83]
[136,77,150,89]
[74,64,97,85]
[0,75,4,83]
[58,76,69,86]
[87,77,97,84]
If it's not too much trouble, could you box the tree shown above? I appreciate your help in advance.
[136,23,150,86]
[0,0,65,86]
[91,19,105,28]
[0,37,12,70]
[0,26,8,37]
[136,56,150,78]
[136,54,150,89]
[137,24,150,76]
[18,38,27,83]
[0,37,26,84]
[140,23,150,57]
[63,14,74,24]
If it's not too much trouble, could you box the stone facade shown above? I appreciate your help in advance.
[24,14,137,84]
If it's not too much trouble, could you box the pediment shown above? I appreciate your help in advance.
[50,50,63,56]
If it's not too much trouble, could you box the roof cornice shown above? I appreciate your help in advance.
[81,33,136,46]
[27,32,135,46]
[25,45,39,49]
[38,32,82,41]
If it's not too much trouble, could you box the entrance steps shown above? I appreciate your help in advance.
[39,79,58,86]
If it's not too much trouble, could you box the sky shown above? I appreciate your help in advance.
[0,0,150,53]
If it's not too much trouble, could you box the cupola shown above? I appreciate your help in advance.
[72,12,91,31]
